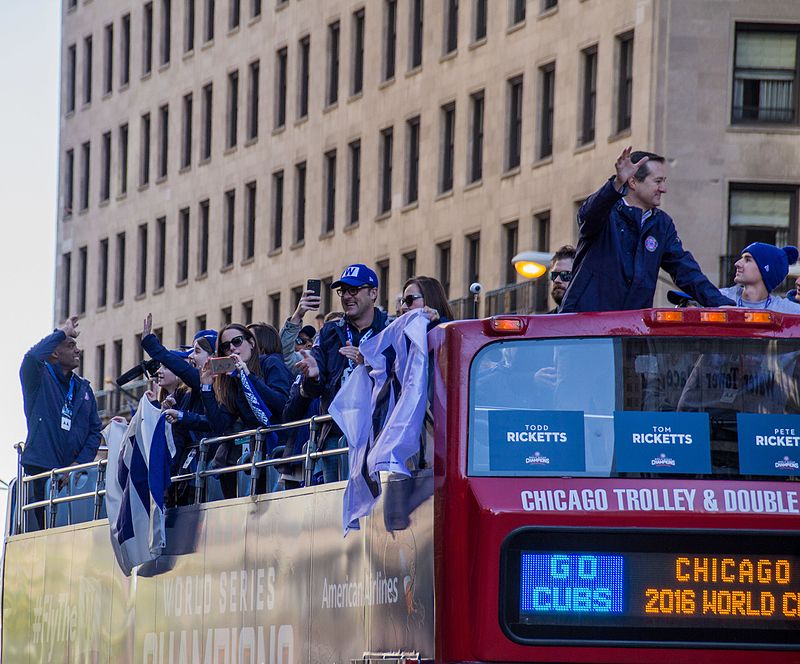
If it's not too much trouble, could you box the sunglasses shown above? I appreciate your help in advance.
[550,270,573,283]
[402,294,424,307]
[336,285,370,297]
[219,334,247,354]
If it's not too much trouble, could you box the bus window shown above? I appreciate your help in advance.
[468,337,800,480]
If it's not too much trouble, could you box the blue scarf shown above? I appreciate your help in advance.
[235,370,279,450]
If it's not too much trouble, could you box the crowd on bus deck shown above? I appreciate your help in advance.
[18,148,800,519]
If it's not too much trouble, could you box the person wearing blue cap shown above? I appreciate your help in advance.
[718,243,800,313]
[291,263,390,482]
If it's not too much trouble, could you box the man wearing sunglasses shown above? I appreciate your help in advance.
[547,245,576,313]
[293,263,389,482]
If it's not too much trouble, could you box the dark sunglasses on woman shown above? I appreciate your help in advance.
[220,334,247,354]
[402,294,424,307]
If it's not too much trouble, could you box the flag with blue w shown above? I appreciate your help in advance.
[330,310,429,535]
[105,397,175,575]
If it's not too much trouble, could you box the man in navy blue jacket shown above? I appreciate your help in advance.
[20,316,102,528]
[559,147,733,312]
[293,264,389,482]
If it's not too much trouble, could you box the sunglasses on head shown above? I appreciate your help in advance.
[336,285,370,297]
[219,334,247,354]
[402,294,424,307]
[550,270,573,283]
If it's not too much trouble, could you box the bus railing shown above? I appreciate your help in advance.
[12,414,340,536]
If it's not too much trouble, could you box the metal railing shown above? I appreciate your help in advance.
[484,280,548,316]
[13,414,341,536]
[448,294,480,319]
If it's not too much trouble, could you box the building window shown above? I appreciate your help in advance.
[269,292,281,330]
[100,131,111,202]
[503,221,518,284]
[229,0,241,30]
[114,232,126,304]
[112,341,124,395]
[196,314,207,333]
[403,251,417,281]
[77,247,88,315]
[440,102,456,193]
[538,62,555,159]
[580,45,597,145]
[352,9,365,95]
[221,306,232,326]
[158,104,169,178]
[348,139,361,225]
[185,0,195,52]
[616,31,634,133]
[510,0,525,25]
[247,60,260,140]
[466,232,480,287]
[384,0,397,81]
[178,207,190,281]
[156,217,166,290]
[272,170,284,250]
[291,285,304,313]
[181,93,193,168]
[251,0,262,19]
[80,141,90,211]
[468,90,484,183]
[405,115,420,205]
[98,238,109,308]
[64,149,74,217]
[437,241,451,296]
[321,276,333,314]
[324,149,337,234]
[410,0,424,69]
[473,0,487,42]
[226,70,239,148]
[733,27,800,124]
[83,35,93,105]
[327,21,340,106]
[119,123,129,195]
[140,112,151,185]
[377,259,390,310]
[121,14,131,86]
[137,223,148,296]
[298,36,310,119]
[201,83,213,159]
[506,75,523,170]
[294,161,306,243]
[241,300,253,325]
[223,189,235,266]
[541,0,557,11]
[204,0,215,42]
[379,127,393,214]
[103,23,114,95]
[143,2,153,75]
[726,186,797,283]
[244,180,256,259]
[96,345,106,391]
[66,44,77,113]
[198,199,210,276]
[61,252,72,320]
[444,0,458,54]
[161,0,172,65]
[534,210,550,252]
[176,320,188,347]
[275,47,288,128]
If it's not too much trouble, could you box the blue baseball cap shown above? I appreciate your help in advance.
[330,264,379,289]
[193,329,218,348]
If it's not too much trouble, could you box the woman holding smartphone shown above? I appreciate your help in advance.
[199,324,292,496]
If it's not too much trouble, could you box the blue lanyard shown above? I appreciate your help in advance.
[736,294,772,309]
[344,323,373,369]
[46,363,76,415]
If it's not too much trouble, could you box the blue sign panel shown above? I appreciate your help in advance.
[520,553,624,615]
[737,413,800,476]
[488,409,585,473]
[614,411,711,474]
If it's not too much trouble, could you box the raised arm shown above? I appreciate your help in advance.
[141,314,201,390]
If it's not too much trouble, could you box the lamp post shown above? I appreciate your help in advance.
[511,251,553,279]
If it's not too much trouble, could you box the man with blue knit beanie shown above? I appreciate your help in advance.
[719,242,800,313]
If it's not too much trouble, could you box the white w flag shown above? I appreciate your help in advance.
[105,398,175,575]
[330,310,429,535]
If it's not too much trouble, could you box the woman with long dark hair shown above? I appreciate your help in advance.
[399,276,455,327]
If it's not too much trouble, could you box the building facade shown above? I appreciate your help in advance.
[55,0,800,404]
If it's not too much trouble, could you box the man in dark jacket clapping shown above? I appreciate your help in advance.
[559,147,733,312]
[19,315,102,529]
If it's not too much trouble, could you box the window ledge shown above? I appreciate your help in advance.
[248,14,262,26]
[119,82,130,93]
[195,272,208,281]
[435,190,454,203]
[134,292,147,301]
[464,179,483,192]
[344,222,360,233]
[375,211,392,222]
[176,279,189,288]
[268,248,282,257]
[183,49,195,60]
[272,125,286,136]
[179,165,191,174]
[440,51,457,64]
[469,37,488,50]
[198,157,211,167]
[102,91,113,101]
[96,306,107,314]
[220,264,234,273]
[323,101,339,114]
[401,201,419,213]
[244,136,258,147]
[137,183,150,192]
[319,230,335,240]
[276,1,288,12]
[538,6,559,19]
[290,240,305,250]
[223,145,238,156]
[153,287,165,296]
[228,26,241,37]
[506,21,526,35]
[295,115,309,127]
[201,40,214,51]
[241,257,255,267]
[405,65,422,78]
[155,175,168,185]
[607,128,632,143]
[378,77,396,90]
[501,166,521,180]
[574,140,596,154]
[727,123,800,135]
[348,91,363,104]
[532,155,554,170]
[158,62,171,73]
[99,198,110,207]
[65,110,76,119]
[112,300,125,309]
[78,208,89,216]
[141,72,152,82]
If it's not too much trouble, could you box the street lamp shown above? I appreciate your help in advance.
[512,251,554,279]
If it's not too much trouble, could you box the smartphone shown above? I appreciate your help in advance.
[306,279,321,308]
[209,356,237,374]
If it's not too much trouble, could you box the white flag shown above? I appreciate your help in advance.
[105,398,175,575]
[330,310,429,535]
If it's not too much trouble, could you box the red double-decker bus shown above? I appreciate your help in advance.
[3,308,800,663]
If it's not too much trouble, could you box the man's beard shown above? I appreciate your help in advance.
[552,287,565,305]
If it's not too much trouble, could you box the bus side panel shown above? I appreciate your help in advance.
[1,536,35,663]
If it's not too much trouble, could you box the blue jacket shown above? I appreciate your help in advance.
[297,308,390,416]
[559,179,734,312]
[20,330,102,470]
